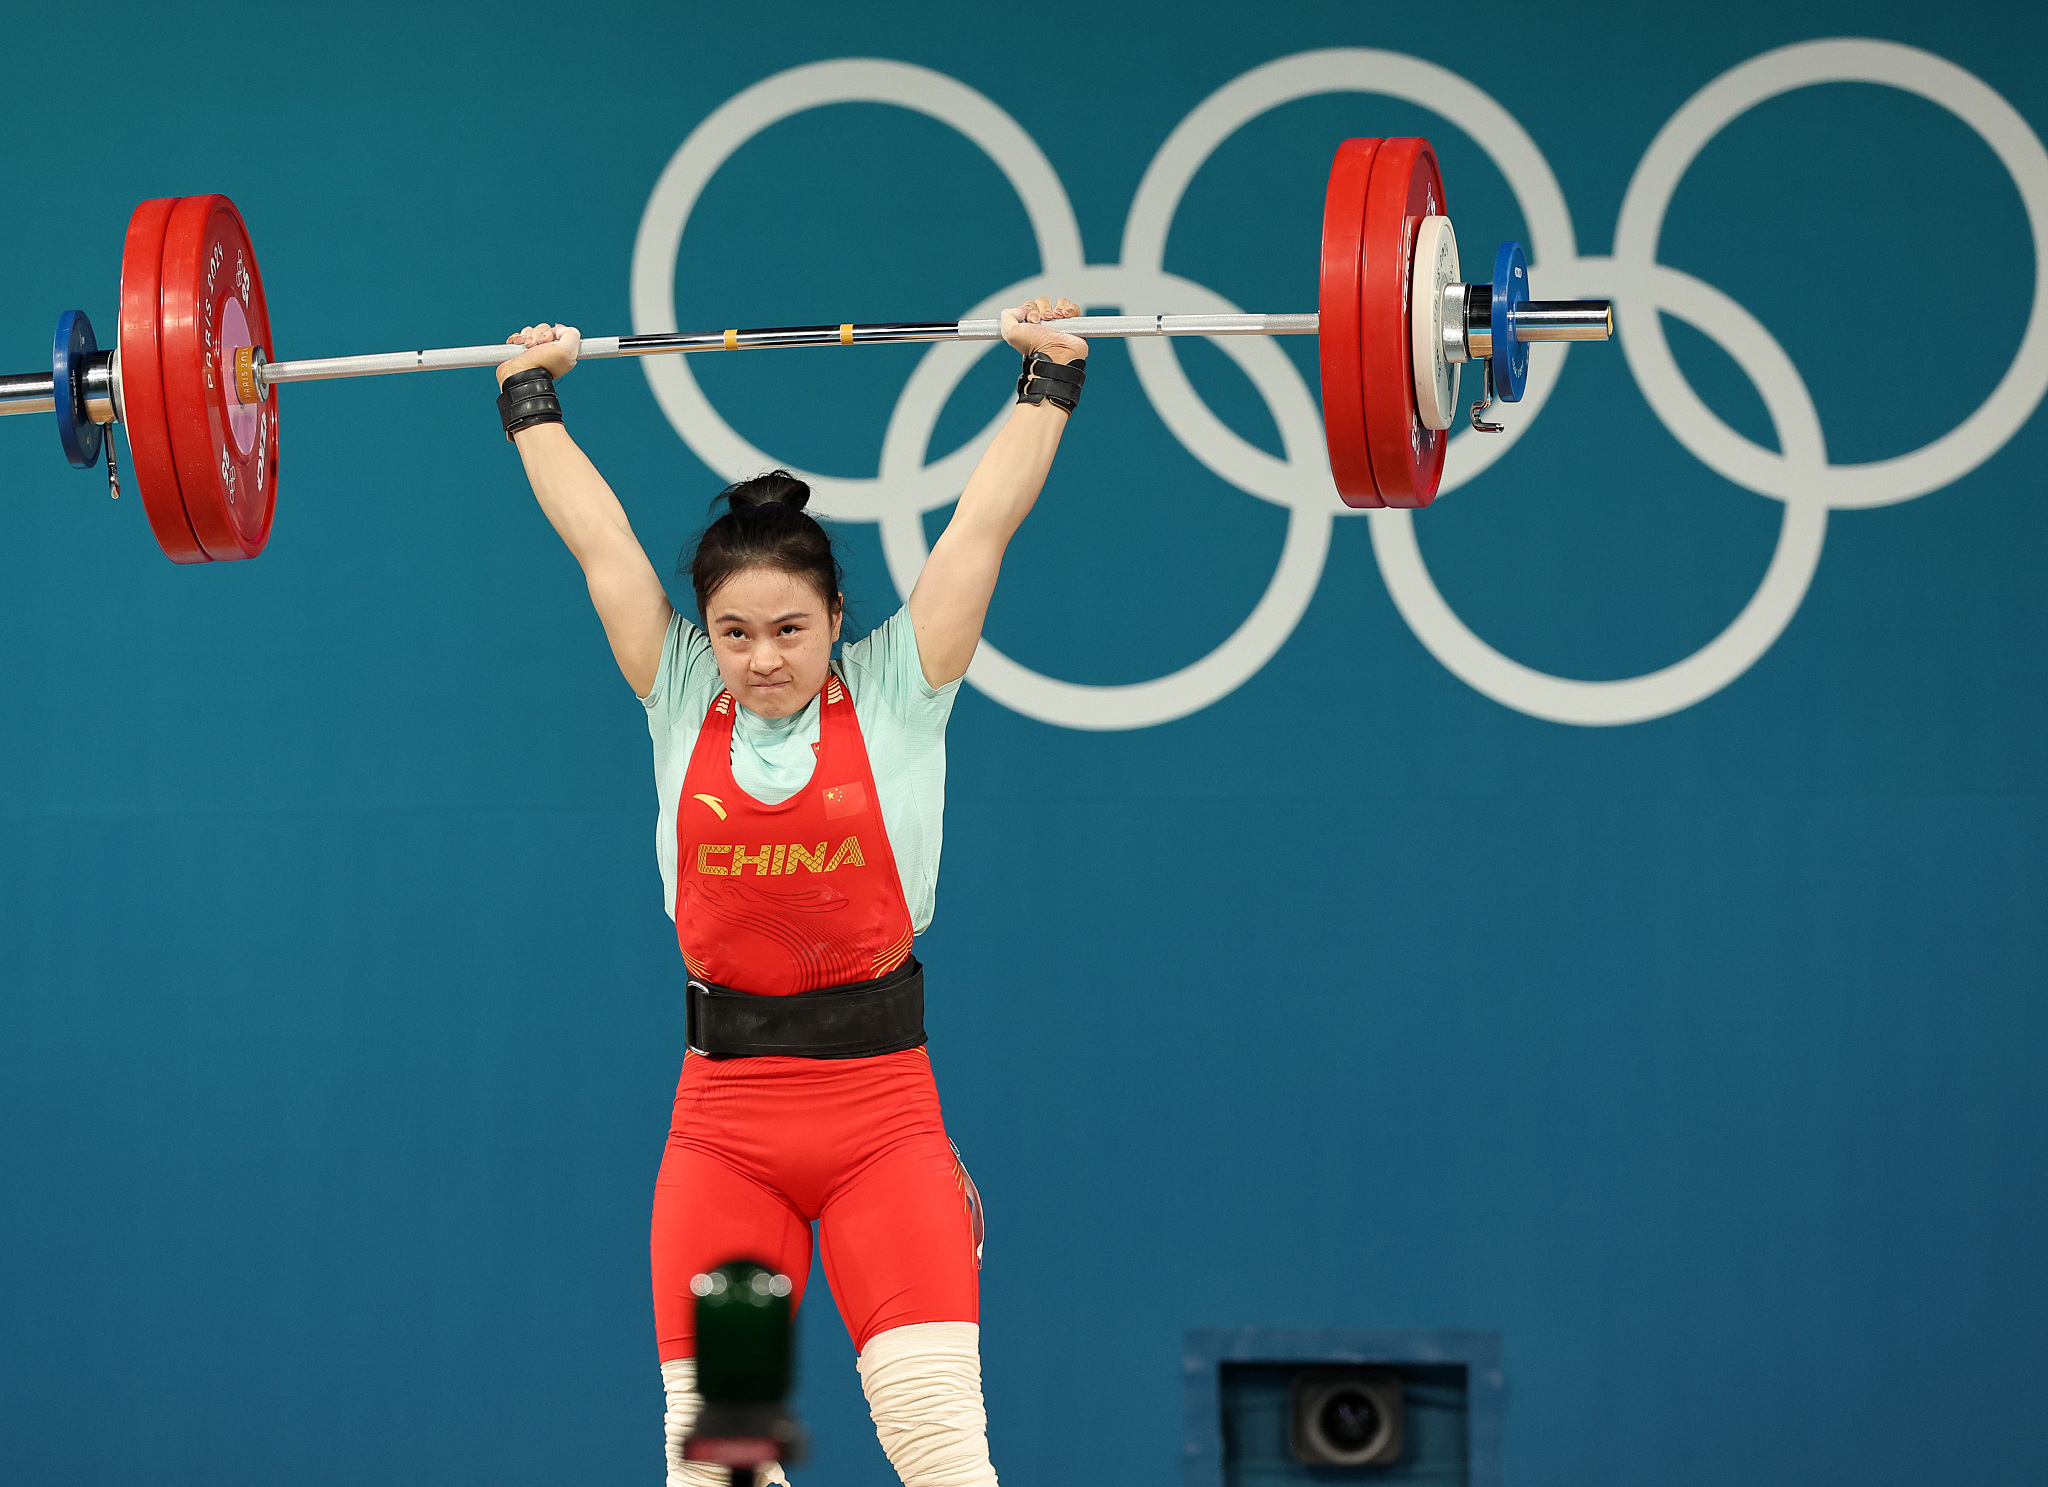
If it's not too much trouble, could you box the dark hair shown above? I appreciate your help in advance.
[683,470,845,621]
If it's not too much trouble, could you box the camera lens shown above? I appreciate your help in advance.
[1317,1388,1382,1454]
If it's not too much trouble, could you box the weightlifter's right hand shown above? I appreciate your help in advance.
[498,322,581,386]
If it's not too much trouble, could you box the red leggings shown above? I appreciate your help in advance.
[651,1046,980,1359]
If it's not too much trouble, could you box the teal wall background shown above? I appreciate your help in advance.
[2,3,2043,1487]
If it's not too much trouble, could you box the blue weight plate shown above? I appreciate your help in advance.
[53,309,103,468]
[1490,241,1530,402]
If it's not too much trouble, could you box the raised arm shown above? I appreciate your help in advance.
[907,298,1088,687]
[498,324,675,696]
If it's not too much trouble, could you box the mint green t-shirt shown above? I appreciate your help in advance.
[640,604,960,933]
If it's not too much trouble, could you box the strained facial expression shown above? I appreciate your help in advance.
[705,566,843,719]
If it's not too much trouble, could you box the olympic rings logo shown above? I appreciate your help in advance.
[631,41,2048,730]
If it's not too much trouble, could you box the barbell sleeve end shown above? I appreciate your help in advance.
[1512,301,1614,342]
[0,370,58,416]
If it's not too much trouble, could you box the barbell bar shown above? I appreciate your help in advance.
[2,138,1613,564]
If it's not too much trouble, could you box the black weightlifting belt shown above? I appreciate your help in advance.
[686,958,925,1059]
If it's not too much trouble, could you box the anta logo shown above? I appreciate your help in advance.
[695,838,867,876]
[692,793,728,821]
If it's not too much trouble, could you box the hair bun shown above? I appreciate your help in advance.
[722,469,812,513]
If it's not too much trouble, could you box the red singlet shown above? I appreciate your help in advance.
[651,674,979,1359]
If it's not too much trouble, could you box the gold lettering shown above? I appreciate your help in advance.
[786,841,828,874]
[825,836,865,871]
[695,844,731,876]
[770,844,787,875]
[732,844,774,876]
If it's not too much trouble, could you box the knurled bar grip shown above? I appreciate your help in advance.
[253,313,1325,390]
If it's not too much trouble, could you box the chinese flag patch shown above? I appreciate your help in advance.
[822,782,869,820]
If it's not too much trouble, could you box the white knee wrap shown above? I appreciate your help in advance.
[856,1322,999,1487]
[660,1357,791,1487]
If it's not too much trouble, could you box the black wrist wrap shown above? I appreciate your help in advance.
[1016,352,1085,414]
[497,367,564,440]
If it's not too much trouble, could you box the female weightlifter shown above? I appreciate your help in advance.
[493,297,1088,1487]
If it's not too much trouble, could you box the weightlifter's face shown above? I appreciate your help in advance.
[706,567,843,720]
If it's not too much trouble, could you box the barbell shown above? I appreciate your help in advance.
[0,137,1612,565]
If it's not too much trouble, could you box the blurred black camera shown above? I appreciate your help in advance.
[1288,1367,1405,1468]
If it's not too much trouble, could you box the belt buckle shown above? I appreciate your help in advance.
[686,978,710,1056]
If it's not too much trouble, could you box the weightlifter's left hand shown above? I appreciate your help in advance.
[498,322,581,386]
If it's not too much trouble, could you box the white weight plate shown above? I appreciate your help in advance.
[1409,215,1460,431]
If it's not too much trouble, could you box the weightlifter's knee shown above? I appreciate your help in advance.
[661,1356,792,1487]
[856,1321,998,1487]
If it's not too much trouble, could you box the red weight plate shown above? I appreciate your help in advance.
[1318,137,1383,509]
[160,195,279,561]
[1359,138,1448,508]
[119,197,209,564]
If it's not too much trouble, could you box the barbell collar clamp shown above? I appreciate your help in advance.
[83,352,117,425]
[1442,283,1471,364]
[1465,284,1493,360]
